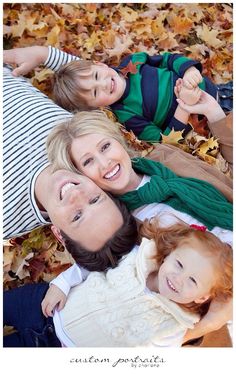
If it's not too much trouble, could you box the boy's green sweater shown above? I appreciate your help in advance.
[111,52,217,142]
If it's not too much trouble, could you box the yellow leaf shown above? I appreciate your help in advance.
[118,6,139,23]
[185,44,211,58]
[161,129,184,145]
[7,13,37,38]
[151,12,168,36]
[196,137,219,155]
[157,32,179,50]
[105,35,133,60]
[84,31,100,53]
[46,24,61,47]
[131,20,152,36]
[33,68,53,83]
[167,14,193,35]
[196,24,223,48]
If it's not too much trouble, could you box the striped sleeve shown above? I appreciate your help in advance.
[44,46,80,72]
[3,66,72,239]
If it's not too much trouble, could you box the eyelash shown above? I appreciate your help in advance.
[176,260,197,285]
[177,260,183,268]
[89,195,100,204]
[72,196,100,222]
[94,72,98,98]
[73,211,82,222]
[101,142,110,152]
[190,277,197,285]
[83,158,93,167]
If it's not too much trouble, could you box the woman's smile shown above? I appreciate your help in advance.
[103,164,121,180]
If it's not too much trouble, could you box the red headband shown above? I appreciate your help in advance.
[190,224,207,232]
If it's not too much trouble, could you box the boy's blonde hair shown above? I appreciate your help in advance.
[140,218,233,315]
[53,60,97,111]
[46,110,136,173]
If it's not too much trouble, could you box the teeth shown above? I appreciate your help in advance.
[167,278,178,293]
[61,183,76,198]
[104,165,120,179]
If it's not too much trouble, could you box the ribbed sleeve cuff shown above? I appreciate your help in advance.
[166,117,193,136]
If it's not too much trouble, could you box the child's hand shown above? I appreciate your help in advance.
[178,85,201,106]
[182,66,203,89]
[174,78,201,106]
[3,46,48,77]
[41,284,67,317]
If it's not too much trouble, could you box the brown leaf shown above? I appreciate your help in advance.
[120,60,142,78]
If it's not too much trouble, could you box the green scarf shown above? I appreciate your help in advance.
[119,157,233,231]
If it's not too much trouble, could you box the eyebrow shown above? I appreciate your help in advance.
[73,194,107,227]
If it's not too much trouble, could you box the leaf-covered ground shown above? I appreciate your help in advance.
[3,3,233,290]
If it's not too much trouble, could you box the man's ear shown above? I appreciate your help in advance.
[194,294,210,304]
[51,225,65,246]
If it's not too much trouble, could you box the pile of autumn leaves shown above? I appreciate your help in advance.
[3,3,233,289]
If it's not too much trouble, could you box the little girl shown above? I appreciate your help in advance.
[4,218,232,347]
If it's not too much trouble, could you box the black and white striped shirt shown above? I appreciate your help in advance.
[3,47,78,239]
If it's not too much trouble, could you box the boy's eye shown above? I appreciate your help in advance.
[177,260,183,268]
[101,142,110,152]
[95,72,98,80]
[73,211,82,222]
[94,89,97,98]
[89,195,100,205]
[189,277,197,285]
[83,158,93,167]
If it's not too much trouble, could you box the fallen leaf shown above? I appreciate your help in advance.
[161,129,184,145]
[196,24,223,48]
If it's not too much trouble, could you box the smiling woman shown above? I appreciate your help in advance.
[47,110,233,233]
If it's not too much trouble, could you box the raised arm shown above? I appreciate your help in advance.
[3,46,49,76]
[183,297,232,344]
[3,45,80,76]
[176,90,232,166]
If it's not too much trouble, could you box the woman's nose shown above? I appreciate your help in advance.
[98,155,110,169]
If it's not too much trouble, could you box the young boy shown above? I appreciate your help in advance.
[52,49,229,142]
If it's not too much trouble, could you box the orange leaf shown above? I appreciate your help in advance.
[120,61,142,78]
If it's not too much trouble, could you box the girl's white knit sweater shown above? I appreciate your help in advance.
[60,238,199,347]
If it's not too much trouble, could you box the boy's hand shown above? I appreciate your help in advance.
[174,78,201,106]
[183,66,203,89]
[178,86,201,106]
[3,46,48,76]
[41,284,67,318]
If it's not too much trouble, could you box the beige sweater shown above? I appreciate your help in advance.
[60,238,199,347]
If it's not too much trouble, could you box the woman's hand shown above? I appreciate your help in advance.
[176,89,226,123]
[41,284,67,317]
[3,46,49,76]
[182,66,203,89]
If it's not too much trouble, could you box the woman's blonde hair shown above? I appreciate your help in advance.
[52,60,96,111]
[46,109,136,173]
[140,218,233,316]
